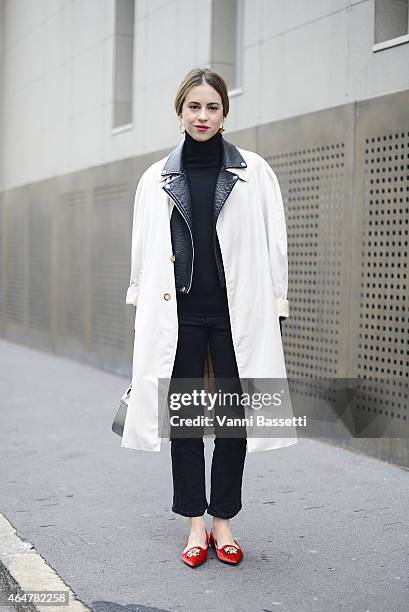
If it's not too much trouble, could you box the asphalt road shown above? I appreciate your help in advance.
[0,587,17,611]
[0,338,408,612]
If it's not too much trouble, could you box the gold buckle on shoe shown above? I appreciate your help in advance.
[224,545,239,555]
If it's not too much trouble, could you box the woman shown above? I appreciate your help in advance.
[123,67,297,567]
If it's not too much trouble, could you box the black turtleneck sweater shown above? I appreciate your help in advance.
[176,129,229,315]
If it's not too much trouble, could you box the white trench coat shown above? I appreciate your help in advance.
[122,139,298,453]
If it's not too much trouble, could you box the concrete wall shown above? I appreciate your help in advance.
[0,0,409,190]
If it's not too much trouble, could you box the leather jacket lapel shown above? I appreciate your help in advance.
[163,173,193,236]
[160,137,249,292]
[214,168,240,227]
[161,137,248,233]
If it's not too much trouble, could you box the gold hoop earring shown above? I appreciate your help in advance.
[179,121,185,134]
[218,122,225,134]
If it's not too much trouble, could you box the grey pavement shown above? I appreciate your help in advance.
[0,587,16,611]
[0,337,408,612]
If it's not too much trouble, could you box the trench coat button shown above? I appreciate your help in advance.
[164,293,171,300]
[170,254,176,262]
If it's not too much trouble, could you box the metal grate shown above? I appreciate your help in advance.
[3,197,26,326]
[90,184,130,351]
[28,197,51,332]
[58,190,88,341]
[266,142,347,380]
[355,129,409,422]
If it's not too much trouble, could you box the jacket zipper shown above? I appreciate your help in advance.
[212,174,238,288]
[165,170,239,292]
[213,228,224,287]
[165,186,194,292]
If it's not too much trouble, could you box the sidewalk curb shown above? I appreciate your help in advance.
[0,513,91,612]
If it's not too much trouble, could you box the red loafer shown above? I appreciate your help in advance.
[209,528,243,564]
[181,529,210,567]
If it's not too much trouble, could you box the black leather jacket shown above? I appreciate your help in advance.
[161,137,247,295]
[161,137,285,335]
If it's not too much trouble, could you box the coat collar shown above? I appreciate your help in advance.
[158,136,249,182]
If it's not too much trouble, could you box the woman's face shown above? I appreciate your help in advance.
[180,84,224,141]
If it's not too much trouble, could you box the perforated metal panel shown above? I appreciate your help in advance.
[91,183,130,353]
[58,190,88,342]
[359,130,408,377]
[257,95,409,457]
[28,196,51,333]
[2,190,27,327]
[349,91,409,430]
[258,105,355,383]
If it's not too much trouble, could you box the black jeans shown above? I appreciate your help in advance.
[169,309,247,519]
